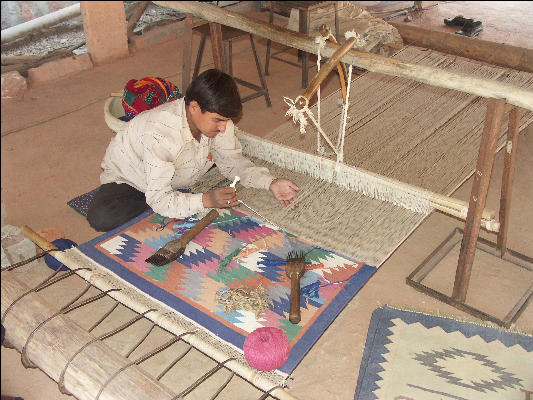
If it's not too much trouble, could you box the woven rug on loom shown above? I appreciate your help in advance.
[244,46,533,267]
[76,208,377,374]
[354,305,533,400]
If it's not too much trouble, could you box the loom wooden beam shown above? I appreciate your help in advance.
[1,272,178,400]
[319,24,348,104]
[452,98,506,302]
[389,22,533,74]
[181,14,193,91]
[209,22,226,71]
[18,225,301,400]
[496,107,523,257]
[296,35,356,110]
[153,1,533,112]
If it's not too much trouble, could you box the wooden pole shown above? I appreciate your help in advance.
[452,98,506,302]
[296,36,356,109]
[389,22,533,74]
[209,22,226,72]
[181,14,193,91]
[496,107,522,257]
[153,1,533,112]
[319,24,348,104]
[1,272,178,400]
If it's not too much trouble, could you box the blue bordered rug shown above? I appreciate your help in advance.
[354,305,533,399]
[77,208,377,374]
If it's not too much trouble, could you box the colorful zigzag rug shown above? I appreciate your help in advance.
[78,208,377,374]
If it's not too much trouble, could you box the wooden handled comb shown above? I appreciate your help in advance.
[145,209,219,266]
[286,251,306,324]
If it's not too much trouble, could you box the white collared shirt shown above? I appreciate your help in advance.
[100,99,274,218]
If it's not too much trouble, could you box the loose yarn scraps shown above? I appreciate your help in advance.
[243,327,290,371]
[216,283,273,319]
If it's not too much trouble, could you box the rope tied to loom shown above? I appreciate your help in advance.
[283,31,364,164]
[283,34,326,139]
[283,95,308,135]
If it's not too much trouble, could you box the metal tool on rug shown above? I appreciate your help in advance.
[230,176,280,230]
[145,209,219,266]
[285,251,307,324]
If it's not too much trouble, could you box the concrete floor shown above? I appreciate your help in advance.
[1,2,532,399]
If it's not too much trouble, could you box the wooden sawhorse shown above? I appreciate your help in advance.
[181,15,271,107]
[265,1,340,89]
[407,99,532,328]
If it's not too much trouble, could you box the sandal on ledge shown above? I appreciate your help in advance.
[444,15,474,27]
[456,20,483,37]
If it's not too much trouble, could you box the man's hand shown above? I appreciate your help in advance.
[269,178,299,208]
[202,187,238,209]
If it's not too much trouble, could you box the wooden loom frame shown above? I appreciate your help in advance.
[406,102,533,328]
[156,1,533,325]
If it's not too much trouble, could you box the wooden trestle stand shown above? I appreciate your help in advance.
[407,99,533,327]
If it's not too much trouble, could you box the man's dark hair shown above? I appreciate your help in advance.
[185,69,242,118]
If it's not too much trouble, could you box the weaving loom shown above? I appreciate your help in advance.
[3,2,533,399]
[218,46,533,267]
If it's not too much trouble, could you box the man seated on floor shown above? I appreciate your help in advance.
[87,69,299,232]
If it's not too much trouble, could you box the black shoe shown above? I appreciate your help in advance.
[444,15,474,27]
[456,20,483,37]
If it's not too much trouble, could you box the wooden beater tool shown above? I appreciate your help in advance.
[285,250,306,324]
[145,209,219,266]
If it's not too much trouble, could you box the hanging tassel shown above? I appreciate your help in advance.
[283,96,308,135]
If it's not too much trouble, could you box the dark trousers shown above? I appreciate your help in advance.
[87,183,150,232]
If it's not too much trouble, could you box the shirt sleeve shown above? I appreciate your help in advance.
[143,131,206,218]
[210,121,275,190]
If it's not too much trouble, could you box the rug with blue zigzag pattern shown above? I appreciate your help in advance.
[354,305,533,400]
[77,208,377,374]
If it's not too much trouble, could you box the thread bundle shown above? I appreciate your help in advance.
[243,327,290,371]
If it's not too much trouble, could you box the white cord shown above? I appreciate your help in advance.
[230,175,280,230]
[315,35,327,155]
[337,64,353,164]
[284,96,308,135]
[230,176,240,188]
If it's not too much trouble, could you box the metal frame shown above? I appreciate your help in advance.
[406,227,532,328]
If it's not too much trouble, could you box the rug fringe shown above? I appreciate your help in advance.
[237,129,499,232]
[382,303,533,336]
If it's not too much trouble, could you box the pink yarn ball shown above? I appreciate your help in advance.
[243,327,290,371]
